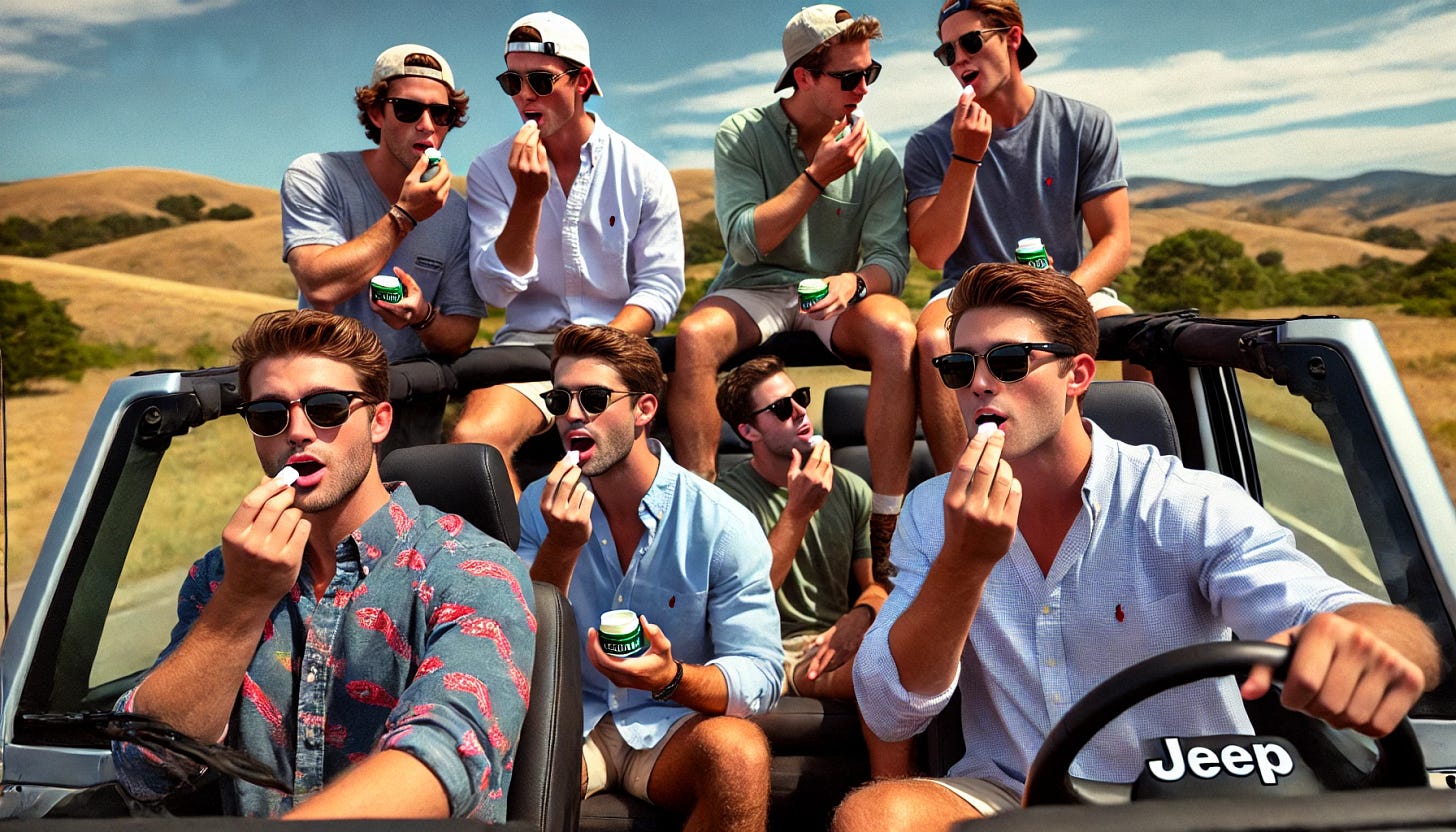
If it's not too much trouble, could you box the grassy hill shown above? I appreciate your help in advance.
[0,167,280,221]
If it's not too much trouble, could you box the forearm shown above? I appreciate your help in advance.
[907,175,976,270]
[492,199,544,277]
[765,510,812,589]
[887,554,988,695]
[415,313,479,357]
[285,749,448,819]
[526,539,581,594]
[1336,602,1443,690]
[661,662,730,715]
[1069,189,1131,295]
[290,215,407,310]
[1067,233,1130,296]
[607,304,657,337]
[131,593,273,742]
[751,172,821,255]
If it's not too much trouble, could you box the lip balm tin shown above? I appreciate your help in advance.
[598,609,647,658]
[370,274,405,304]
[1014,237,1050,270]
[798,278,830,310]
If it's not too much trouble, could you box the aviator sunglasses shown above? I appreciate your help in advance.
[239,391,374,438]
[932,343,1077,388]
[932,27,1012,66]
[496,68,580,97]
[751,387,812,421]
[384,97,457,127]
[812,61,882,92]
[540,386,641,417]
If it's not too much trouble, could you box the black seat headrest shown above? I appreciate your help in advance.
[380,443,520,549]
[1083,380,1181,458]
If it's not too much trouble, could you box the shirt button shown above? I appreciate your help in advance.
[306,671,317,683]
[1051,694,1063,704]
[600,538,608,546]
[616,595,623,604]
[363,566,370,576]
[1042,605,1051,615]
[1047,658,1057,667]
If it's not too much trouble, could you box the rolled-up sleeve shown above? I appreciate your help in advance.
[853,483,957,742]
[856,146,911,295]
[466,147,538,308]
[714,114,768,267]
[624,163,687,328]
[705,515,783,716]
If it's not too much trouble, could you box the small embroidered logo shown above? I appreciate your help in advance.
[668,595,676,608]
[1115,604,1125,622]
[609,215,616,227]
[1044,177,1054,187]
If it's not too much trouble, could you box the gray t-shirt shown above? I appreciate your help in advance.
[281,151,483,360]
[904,88,1126,285]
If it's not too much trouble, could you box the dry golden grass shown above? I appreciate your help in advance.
[1130,207,1425,272]
[0,167,279,221]
[671,168,716,224]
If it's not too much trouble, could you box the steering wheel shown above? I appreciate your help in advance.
[1021,641,1426,806]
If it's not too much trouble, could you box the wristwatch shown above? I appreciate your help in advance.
[850,274,868,305]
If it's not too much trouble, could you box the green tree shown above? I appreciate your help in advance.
[0,280,89,393]
[156,194,205,223]
[683,215,726,265]
[1128,229,1270,313]
[206,203,255,221]
[1361,224,1426,250]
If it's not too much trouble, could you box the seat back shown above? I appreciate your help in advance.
[821,385,938,491]
[380,442,520,549]
[1083,380,1181,457]
[379,444,582,830]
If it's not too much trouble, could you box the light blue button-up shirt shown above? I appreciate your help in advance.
[855,421,1379,792]
[518,441,783,749]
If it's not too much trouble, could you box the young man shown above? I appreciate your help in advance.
[715,357,911,778]
[281,44,482,362]
[833,264,1440,830]
[518,325,782,832]
[668,5,916,564]
[904,0,1138,471]
[112,310,535,821]
[458,12,685,495]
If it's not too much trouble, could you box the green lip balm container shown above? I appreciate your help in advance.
[598,609,647,658]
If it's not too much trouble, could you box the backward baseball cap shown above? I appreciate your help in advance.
[504,11,603,97]
[370,44,455,89]
[775,4,856,92]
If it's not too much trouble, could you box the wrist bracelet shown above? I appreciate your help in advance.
[951,153,983,166]
[651,660,684,701]
[409,302,437,331]
[851,602,877,622]
[390,204,419,230]
[803,170,827,194]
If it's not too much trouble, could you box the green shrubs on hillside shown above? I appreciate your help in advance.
[1362,224,1426,250]
[0,194,256,258]
[0,279,89,394]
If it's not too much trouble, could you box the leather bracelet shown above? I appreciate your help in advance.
[390,204,419,230]
[951,153,983,166]
[651,660,684,701]
[802,170,826,194]
[409,302,437,331]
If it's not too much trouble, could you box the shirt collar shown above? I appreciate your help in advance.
[352,481,419,565]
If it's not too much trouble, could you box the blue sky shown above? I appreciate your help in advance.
[3,0,1455,190]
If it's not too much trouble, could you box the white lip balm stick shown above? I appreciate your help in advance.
[562,450,580,467]
[275,465,300,486]
[977,421,999,438]
[963,83,976,98]
[527,118,539,129]
[808,434,824,447]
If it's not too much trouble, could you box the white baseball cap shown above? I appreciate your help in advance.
[504,11,603,97]
[775,5,856,92]
[369,44,455,90]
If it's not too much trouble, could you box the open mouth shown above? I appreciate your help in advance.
[566,434,596,464]
[975,413,1006,428]
[960,70,979,86]
[523,111,543,123]
[288,458,324,488]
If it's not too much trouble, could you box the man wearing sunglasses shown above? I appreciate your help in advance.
[669,4,916,572]
[518,325,782,831]
[112,310,535,821]
[715,357,912,779]
[459,12,684,495]
[830,264,1440,829]
[903,0,1139,475]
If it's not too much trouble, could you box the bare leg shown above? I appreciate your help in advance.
[647,715,772,832]
[832,778,983,832]
[791,651,914,780]
[666,298,760,482]
[449,385,547,497]
[829,296,916,498]
[915,297,967,473]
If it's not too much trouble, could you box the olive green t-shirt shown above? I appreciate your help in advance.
[716,461,872,639]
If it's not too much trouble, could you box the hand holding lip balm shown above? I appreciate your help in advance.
[420,147,443,183]
[562,449,580,467]
[977,421,1000,438]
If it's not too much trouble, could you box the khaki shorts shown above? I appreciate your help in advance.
[582,712,694,802]
[928,776,1023,817]
[708,286,840,348]
[781,632,824,696]
[492,330,558,432]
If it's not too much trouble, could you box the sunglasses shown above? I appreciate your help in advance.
[751,387,811,421]
[540,386,640,417]
[933,27,1012,66]
[812,61,882,92]
[384,97,457,127]
[239,391,373,438]
[932,343,1077,388]
[496,68,579,97]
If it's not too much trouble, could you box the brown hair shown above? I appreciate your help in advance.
[791,13,883,87]
[354,58,471,144]
[937,0,1024,35]
[716,356,787,441]
[507,25,592,102]
[551,325,665,397]
[234,309,390,405]
[946,263,1098,359]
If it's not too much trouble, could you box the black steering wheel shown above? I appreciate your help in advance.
[1021,641,1426,806]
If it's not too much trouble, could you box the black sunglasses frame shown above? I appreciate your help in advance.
[933,27,1012,67]
[540,385,641,417]
[932,343,1077,388]
[384,97,457,128]
[813,61,882,92]
[750,387,812,421]
[239,391,373,438]
[496,68,580,97]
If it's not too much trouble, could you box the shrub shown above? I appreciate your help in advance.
[0,279,89,394]
[156,194,205,223]
[1361,224,1426,250]
[206,203,255,221]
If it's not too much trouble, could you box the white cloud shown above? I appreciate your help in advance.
[615,50,784,96]
[1,0,237,28]
[662,147,716,171]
